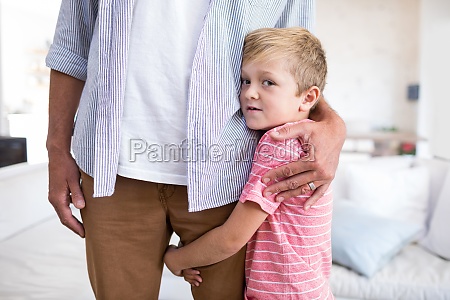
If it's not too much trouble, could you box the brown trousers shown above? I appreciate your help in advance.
[80,172,245,300]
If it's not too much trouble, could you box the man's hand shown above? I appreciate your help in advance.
[48,150,85,237]
[262,100,346,209]
[47,70,86,236]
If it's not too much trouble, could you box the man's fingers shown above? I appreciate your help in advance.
[264,168,315,197]
[303,184,329,210]
[263,161,314,186]
[48,174,85,237]
[47,154,85,237]
[269,120,313,140]
[68,178,86,209]
[270,178,324,203]
[54,202,85,237]
[272,182,329,210]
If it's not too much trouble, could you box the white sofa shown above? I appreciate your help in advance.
[329,156,450,299]
[0,162,193,300]
[1,157,449,300]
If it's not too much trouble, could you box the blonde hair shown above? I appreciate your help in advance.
[242,27,327,95]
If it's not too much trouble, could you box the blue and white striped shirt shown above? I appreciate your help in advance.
[46,0,315,212]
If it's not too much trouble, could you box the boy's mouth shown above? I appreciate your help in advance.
[247,106,262,111]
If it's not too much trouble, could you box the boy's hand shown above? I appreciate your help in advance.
[164,245,183,276]
[164,245,203,286]
[182,268,203,287]
[262,117,345,209]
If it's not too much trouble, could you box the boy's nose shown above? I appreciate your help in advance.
[245,85,259,100]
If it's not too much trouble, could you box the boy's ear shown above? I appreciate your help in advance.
[299,86,320,111]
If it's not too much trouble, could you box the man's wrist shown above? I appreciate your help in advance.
[46,137,72,157]
[312,97,346,135]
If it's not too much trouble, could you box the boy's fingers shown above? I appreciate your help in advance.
[185,275,202,286]
[183,268,200,275]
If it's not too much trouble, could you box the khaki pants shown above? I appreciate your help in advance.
[80,172,245,300]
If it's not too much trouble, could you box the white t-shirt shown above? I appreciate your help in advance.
[118,0,210,185]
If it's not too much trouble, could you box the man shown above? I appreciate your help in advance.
[46,0,345,299]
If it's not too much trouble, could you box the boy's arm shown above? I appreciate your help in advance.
[164,201,268,276]
[263,97,346,209]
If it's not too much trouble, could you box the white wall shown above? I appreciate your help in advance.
[0,3,5,135]
[315,0,420,133]
[0,0,60,162]
[417,0,450,160]
[0,1,59,117]
[1,1,446,160]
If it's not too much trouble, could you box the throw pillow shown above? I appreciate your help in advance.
[333,156,414,201]
[332,200,422,277]
[345,164,429,234]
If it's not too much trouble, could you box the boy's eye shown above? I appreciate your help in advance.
[262,80,275,86]
[241,79,251,85]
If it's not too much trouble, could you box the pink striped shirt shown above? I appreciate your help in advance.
[239,120,334,300]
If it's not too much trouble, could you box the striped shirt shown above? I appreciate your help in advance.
[240,121,334,299]
[45,0,316,212]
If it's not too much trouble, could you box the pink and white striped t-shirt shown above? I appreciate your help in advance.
[239,120,334,300]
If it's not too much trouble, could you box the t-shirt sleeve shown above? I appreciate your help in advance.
[239,134,303,215]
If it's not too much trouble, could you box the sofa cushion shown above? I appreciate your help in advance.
[421,168,450,260]
[330,244,450,300]
[332,201,421,277]
[345,163,429,234]
[414,158,450,219]
[0,163,54,242]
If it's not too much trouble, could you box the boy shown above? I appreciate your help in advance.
[164,27,334,299]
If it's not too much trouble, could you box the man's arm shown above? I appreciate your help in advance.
[164,201,268,276]
[47,70,86,237]
[45,0,96,237]
[263,97,346,209]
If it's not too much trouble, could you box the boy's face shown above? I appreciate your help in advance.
[240,59,305,131]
